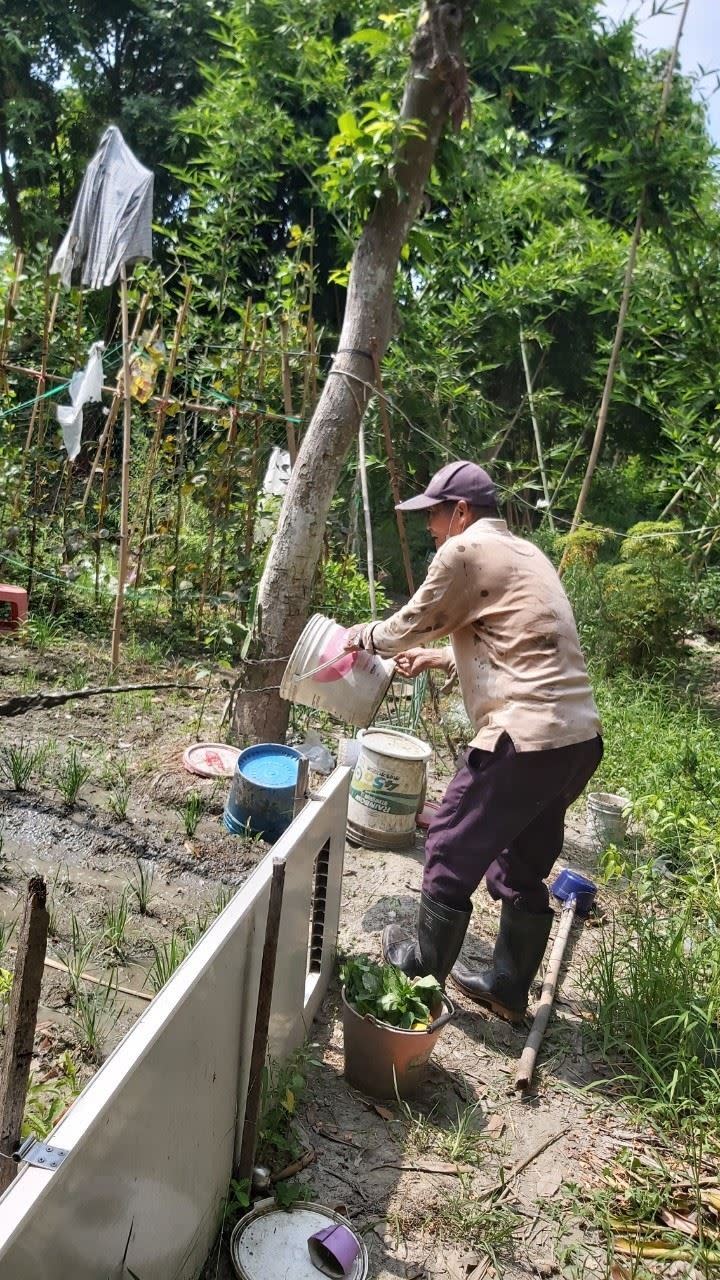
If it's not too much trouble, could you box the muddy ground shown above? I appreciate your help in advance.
[0,631,267,1085]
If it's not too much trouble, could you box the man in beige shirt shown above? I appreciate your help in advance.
[345,461,602,1022]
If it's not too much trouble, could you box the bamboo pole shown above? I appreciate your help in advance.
[357,417,377,620]
[564,0,691,546]
[519,323,555,531]
[23,282,60,455]
[109,264,133,674]
[279,316,297,463]
[24,279,61,588]
[82,293,149,512]
[134,279,193,588]
[372,346,415,594]
[216,299,255,597]
[515,901,575,1092]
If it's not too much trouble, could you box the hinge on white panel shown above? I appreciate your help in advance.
[14,1136,69,1170]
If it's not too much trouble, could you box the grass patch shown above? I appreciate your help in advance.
[581,661,720,1150]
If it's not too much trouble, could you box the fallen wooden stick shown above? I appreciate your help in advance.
[43,956,152,1002]
[515,902,576,1092]
[480,1127,570,1203]
[271,1149,316,1183]
[0,680,204,718]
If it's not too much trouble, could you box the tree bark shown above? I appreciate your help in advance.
[232,1,471,742]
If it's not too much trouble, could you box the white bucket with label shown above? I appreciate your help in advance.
[280,613,394,729]
[586,791,628,849]
[347,728,432,850]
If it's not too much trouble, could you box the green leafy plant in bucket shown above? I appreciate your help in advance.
[340,955,442,1030]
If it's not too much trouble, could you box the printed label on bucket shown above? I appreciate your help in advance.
[350,765,419,816]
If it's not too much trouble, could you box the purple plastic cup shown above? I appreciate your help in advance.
[307,1223,361,1277]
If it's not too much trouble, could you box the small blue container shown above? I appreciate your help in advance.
[223,743,301,843]
[551,868,598,916]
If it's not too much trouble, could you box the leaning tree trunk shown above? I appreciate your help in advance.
[233,1,471,743]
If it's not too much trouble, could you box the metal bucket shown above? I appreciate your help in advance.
[230,1198,368,1280]
[347,728,431,850]
[223,743,301,842]
[280,613,394,729]
[342,987,454,1099]
[586,791,628,850]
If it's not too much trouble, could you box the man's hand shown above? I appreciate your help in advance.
[343,623,365,652]
[395,647,443,678]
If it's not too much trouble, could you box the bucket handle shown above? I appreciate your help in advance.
[426,992,455,1034]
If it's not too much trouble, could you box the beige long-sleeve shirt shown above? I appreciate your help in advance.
[361,518,601,752]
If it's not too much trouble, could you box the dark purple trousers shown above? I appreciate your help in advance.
[424,732,603,915]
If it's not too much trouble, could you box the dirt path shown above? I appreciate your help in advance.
[282,818,615,1280]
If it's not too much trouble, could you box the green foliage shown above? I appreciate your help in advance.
[103,759,131,822]
[592,668,720,863]
[563,522,690,671]
[341,955,442,1029]
[257,1049,314,1167]
[129,859,156,916]
[102,891,130,962]
[147,932,188,994]
[55,746,91,807]
[315,554,388,626]
[0,740,41,791]
[22,1053,82,1140]
[70,977,121,1062]
[176,790,205,838]
[59,913,96,997]
[584,871,720,1126]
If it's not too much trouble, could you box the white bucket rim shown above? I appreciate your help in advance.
[587,791,629,812]
[359,728,432,762]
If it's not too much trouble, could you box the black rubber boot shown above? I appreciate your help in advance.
[451,902,552,1023]
[382,892,471,984]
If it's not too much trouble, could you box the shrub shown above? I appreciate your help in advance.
[314,554,388,626]
[563,520,690,671]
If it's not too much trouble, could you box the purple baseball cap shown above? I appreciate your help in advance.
[396,461,497,512]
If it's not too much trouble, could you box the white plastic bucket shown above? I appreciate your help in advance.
[280,613,394,729]
[586,791,628,849]
[347,728,432,850]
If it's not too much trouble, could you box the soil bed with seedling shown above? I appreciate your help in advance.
[0,631,268,1122]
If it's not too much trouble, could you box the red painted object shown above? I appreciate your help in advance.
[0,584,28,632]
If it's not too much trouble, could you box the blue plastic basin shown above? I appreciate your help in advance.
[223,743,301,843]
[551,868,598,916]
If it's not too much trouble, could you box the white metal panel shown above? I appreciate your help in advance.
[0,767,351,1280]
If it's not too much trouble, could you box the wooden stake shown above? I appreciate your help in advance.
[82,292,149,512]
[216,299,255,597]
[134,279,193,587]
[237,857,286,1181]
[0,877,49,1192]
[372,346,415,594]
[514,901,576,1093]
[24,282,60,455]
[110,264,133,674]
[24,279,61,586]
[279,316,297,463]
[519,323,555,531]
